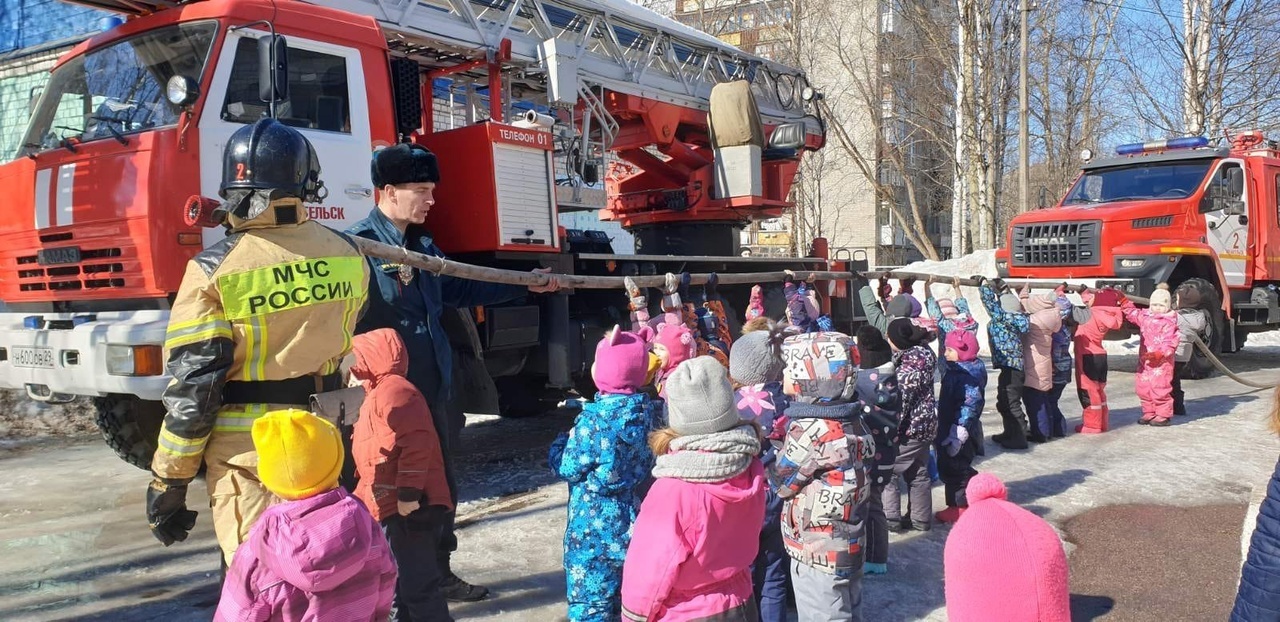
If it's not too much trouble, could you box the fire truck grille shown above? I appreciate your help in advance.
[1011,221,1101,266]
[15,247,127,292]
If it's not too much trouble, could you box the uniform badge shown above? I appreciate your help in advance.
[398,263,413,285]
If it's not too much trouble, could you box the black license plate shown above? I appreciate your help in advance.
[37,246,81,266]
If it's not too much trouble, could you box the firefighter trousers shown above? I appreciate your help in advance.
[204,431,275,566]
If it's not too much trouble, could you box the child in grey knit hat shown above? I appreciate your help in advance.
[622,357,767,620]
[728,319,793,622]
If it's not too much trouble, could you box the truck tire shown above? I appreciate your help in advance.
[496,375,557,418]
[92,395,165,470]
[1177,278,1224,380]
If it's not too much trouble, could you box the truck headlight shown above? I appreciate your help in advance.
[1120,259,1144,269]
[106,345,163,376]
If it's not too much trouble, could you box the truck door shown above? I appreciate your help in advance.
[1202,160,1249,287]
[198,30,373,246]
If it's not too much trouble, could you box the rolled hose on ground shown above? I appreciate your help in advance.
[350,236,1278,389]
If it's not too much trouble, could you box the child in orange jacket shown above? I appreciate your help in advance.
[350,328,454,621]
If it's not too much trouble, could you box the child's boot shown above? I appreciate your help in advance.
[935,506,965,524]
[1075,406,1106,434]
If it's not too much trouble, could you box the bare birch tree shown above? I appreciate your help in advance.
[1114,0,1280,138]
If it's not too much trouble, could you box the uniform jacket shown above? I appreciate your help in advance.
[348,208,524,404]
[896,345,939,442]
[152,199,370,482]
[1021,296,1064,392]
[549,392,654,499]
[855,362,900,488]
[1071,306,1124,356]
[1122,302,1179,362]
[772,401,874,577]
[980,285,1031,371]
[1233,454,1280,621]
[214,488,397,622]
[621,460,765,621]
[1175,308,1208,363]
[938,358,987,455]
[350,329,452,522]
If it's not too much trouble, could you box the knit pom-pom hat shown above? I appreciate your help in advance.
[944,473,1071,622]
[1149,282,1172,311]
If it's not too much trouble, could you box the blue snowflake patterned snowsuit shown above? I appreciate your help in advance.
[548,392,654,622]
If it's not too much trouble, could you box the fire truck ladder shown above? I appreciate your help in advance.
[306,0,817,136]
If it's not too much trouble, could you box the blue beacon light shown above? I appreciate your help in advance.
[1116,136,1209,156]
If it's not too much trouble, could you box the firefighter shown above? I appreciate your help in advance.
[145,118,370,567]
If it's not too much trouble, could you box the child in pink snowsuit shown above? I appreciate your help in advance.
[1121,284,1180,426]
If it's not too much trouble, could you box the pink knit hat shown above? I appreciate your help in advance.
[944,474,1070,622]
[936,297,959,319]
[945,330,980,362]
[592,326,653,394]
[654,323,696,372]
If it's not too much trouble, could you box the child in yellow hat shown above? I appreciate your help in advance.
[214,409,397,622]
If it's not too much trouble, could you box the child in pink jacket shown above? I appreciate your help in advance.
[622,357,767,621]
[215,410,397,622]
[1121,284,1180,426]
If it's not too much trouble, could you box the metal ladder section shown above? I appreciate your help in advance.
[306,0,814,126]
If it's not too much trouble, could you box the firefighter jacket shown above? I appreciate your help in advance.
[151,199,370,482]
[348,207,525,405]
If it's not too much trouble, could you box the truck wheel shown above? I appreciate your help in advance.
[92,395,164,470]
[496,376,556,418]
[1178,278,1224,380]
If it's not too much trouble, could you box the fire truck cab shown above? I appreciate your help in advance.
[997,131,1280,374]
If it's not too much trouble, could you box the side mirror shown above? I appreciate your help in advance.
[258,34,289,104]
[166,75,200,108]
[1228,167,1245,198]
[1224,200,1247,216]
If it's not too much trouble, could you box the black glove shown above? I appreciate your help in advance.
[704,272,720,298]
[147,479,198,546]
[972,275,988,288]
[678,271,692,300]
[988,277,1006,293]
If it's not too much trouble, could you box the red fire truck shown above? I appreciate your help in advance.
[996,131,1280,377]
[0,0,862,467]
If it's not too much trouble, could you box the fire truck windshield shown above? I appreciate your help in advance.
[1062,160,1214,205]
[17,21,217,157]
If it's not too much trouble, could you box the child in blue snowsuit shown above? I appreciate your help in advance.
[979,279,1032,450]
[729,320,792,622]
[549,327,655,621]
[934,329,988,524]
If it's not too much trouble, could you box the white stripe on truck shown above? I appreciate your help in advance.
[55,163,75,227]
[34,168,51,230]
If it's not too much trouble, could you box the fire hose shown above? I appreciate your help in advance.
[351,237,1278,390]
